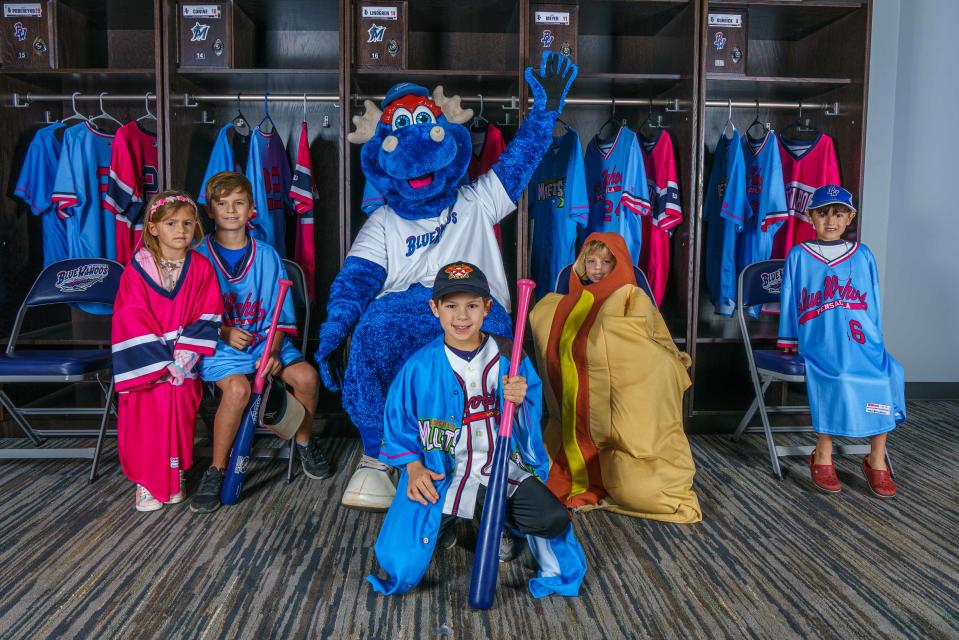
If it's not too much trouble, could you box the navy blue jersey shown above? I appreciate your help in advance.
[245,127,292,256]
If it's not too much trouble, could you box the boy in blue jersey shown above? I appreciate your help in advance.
[190,172,332,513]
[778,186,904,498]
[367,262,586,599]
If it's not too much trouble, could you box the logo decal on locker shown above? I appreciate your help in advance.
[713,32,726,50]
[560,42,572,57]
[33,37,46,53]
[387,39,398,57]
[13,21,26,42]
[190,21,211,42]
[56,264,110,292]
[540,29,554,48]
[368,23,386,43]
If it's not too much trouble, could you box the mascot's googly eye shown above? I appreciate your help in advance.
[391,107,413,130]
[412,105,436,126]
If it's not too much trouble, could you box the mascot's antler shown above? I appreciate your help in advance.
[347,99,383,144]
[432,86,473,125]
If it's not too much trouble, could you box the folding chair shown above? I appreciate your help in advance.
[554,263,656,304]
[0,258,123,482]
[197,260,311,483]
[731,260,893,479]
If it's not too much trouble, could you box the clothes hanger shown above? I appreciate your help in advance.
[721,98,736,139]
[60,91,90,125]
[781,103,819,139]
[87,92,123,130]
[639,98,669,138]
[745,100,769,140]
[231,93,250,136]
[469,94,489,131]
[258,92,276,135]
[596,97,622,142]
[137,92,156,122]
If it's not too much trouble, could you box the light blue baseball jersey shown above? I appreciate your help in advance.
[584,126,650,265]
[739,130,787,269]
[197,123,245,205]
[15,123,67,267]
[704,130,748,316]
[777,241,905,437]
[529,128,589,299]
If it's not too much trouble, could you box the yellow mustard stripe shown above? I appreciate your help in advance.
[558,291,594,498]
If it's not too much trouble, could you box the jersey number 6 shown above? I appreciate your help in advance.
[849,320,866,344]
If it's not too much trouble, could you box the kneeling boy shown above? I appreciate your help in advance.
[367,261,587,598]
[191,171,332,513]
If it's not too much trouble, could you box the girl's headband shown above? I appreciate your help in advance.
[148,195,198,222]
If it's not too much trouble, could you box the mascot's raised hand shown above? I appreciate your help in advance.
[316,52,577,511]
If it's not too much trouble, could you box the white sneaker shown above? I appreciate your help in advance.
[341,454,397,511]
[165,470,186,504]
[136,485,162,512]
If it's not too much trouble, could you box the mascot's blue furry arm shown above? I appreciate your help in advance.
[315,53,577,455]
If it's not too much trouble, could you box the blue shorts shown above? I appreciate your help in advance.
[199,337,304,382]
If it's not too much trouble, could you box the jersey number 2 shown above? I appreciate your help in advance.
[849,320,866,344]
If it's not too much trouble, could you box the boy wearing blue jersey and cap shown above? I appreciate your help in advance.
[777,185,905,498]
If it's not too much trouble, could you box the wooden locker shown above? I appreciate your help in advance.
[177,1,254,69]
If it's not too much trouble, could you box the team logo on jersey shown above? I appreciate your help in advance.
[797,275,868,325]
[540,29,554,48]
[714,32,726,50]
[537,177,566,208]
[190,22,210,42]
[13,21,26,42]
[222,292,268,328]
[367,24,386,43]
[56,264,109,293]
[761,269,782,295]
[785,184,815,218]
[405,211,458,257]
[418,418,457,455]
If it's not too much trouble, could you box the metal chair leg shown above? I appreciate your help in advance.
[0,389,44,446]
[89,379,115,483]
[733,387,764,442]
[747,376,782,480]
[287,439,296,483]
[885,449,895,479]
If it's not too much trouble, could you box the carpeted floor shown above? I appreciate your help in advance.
[0,400,957,640]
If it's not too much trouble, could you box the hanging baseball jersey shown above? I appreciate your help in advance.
[639,130,683,305]
[197,123,250,205]
[361,180,385,214]
[771,133,840,258]
[246,127,292,256]
[584,126,651,265]
[704,131,749,316]
[777,241,906,437]
[348,170,516,311]
[529,127,588,300]
[104,122,159,264]
[14,123,67,267]
[52,122,115,262]
[288,121,317,301]
[739,130,787,268]
[469,123,508,247]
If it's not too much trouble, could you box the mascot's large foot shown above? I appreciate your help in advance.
[341,455,396,511]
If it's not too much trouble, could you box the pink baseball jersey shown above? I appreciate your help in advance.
[105,122,159,265]
[288,121,317,302]
[639,130,683,305]
[770,133,841,259]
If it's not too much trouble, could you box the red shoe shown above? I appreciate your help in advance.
[862,457,897,498]
[808,450,841,493]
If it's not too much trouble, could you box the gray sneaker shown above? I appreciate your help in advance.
[297,436,333,480]
[189,467,223,513]
[499,530,525,563]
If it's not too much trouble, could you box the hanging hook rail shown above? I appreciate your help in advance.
[10,92,159,107]
[705,99,840,115]
[176,93,340,104]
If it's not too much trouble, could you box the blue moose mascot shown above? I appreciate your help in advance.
[316,53,577,509]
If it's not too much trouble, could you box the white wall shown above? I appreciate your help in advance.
[861,0,959,383]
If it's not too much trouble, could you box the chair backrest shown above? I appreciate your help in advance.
[553,263,657,306]
[281,259,311,357]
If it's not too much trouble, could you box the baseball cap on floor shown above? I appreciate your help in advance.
[432,262,491,300]
[808,184,857,213]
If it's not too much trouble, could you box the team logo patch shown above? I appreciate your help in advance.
[387,39,398,56]
[713,31,726,50]
[560,42,572,57]
[56,264,109,293]
[540,29,554,48]
[827,185,840,197]
[761,268,782,295]
[170,457,180,469]
[866,403,891,416]
[13,21,26,42]
[418,418,458,455]
[33,37,46,53]
[190,21,210,42]
[444,263,473,280]
[367,23,386,43]
[213,38,224,56]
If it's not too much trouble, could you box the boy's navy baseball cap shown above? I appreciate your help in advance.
[432,262,491,300]
[808,184,857,213]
